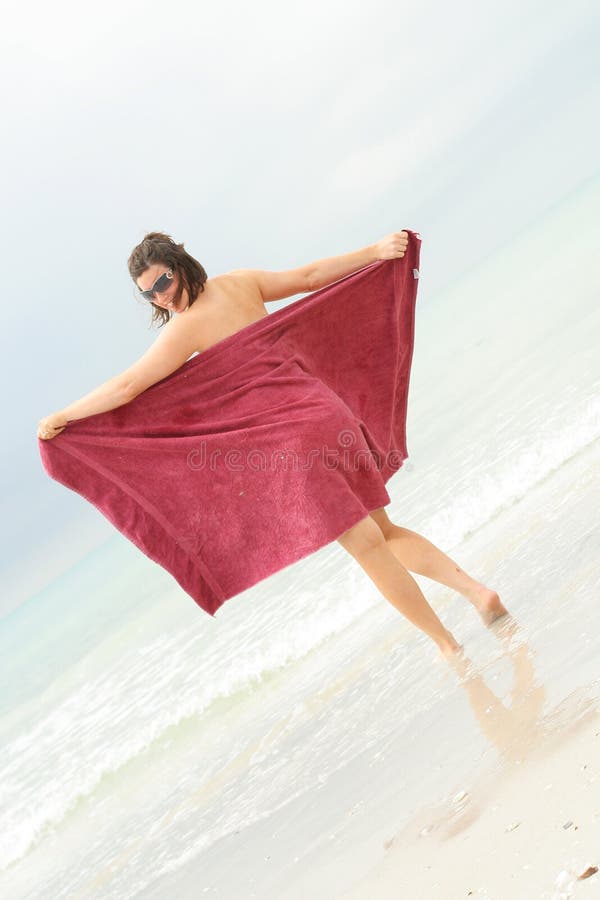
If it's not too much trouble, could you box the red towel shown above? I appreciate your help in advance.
[39,231,421,615]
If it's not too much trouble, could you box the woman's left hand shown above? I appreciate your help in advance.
[373,231,409,261]
[37,413,68,440]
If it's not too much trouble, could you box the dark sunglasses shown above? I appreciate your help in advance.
[138,268,174,302]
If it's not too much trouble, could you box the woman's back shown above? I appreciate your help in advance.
[182,272,270,354]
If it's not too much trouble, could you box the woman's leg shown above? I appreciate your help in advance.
[337,514,461,658]
[369,507,507,625]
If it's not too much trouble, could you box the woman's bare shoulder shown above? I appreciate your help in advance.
[188,270,266,323]
[203,270,264,303]
[205,270,258,292]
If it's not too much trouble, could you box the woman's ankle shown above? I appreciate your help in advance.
[437,629,462,657]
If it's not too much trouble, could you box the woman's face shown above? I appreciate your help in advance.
[136,264,190,313]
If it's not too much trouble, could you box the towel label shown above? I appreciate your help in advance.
[413,268,419,279]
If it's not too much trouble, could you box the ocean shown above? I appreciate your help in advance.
[1,174,599,899]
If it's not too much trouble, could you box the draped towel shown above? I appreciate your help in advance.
[38,230,422,615]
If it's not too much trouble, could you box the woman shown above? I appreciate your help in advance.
[38,230,507,658]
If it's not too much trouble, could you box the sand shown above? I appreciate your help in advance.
[340,647,600,900]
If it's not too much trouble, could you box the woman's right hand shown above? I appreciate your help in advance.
[37,413,68,440]
[373,231,409,260]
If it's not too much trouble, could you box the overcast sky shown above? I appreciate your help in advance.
[1,0,598,613]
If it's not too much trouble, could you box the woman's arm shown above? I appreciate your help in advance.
[232,231,410,303]
[37,314,200,439]
[37,375,133,439]
[58,375,134,423]
[309,242,378,291]
[310,231,409,290]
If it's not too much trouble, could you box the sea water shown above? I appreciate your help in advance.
[1,175,599,898]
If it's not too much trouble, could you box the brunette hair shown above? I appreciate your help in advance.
[127,231,208,328]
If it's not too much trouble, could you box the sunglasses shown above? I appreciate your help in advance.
[138,268,174,302]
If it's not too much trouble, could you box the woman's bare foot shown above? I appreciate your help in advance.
[438,630,464,659]
[466,584,508,626]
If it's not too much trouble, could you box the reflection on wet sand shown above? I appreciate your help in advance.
[401,615,598,841]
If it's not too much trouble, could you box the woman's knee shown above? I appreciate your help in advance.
[369,507,395,539]
[337,514,387,558]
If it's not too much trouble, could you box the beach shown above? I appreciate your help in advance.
[2,177,599,899]
[142,428,600,900]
